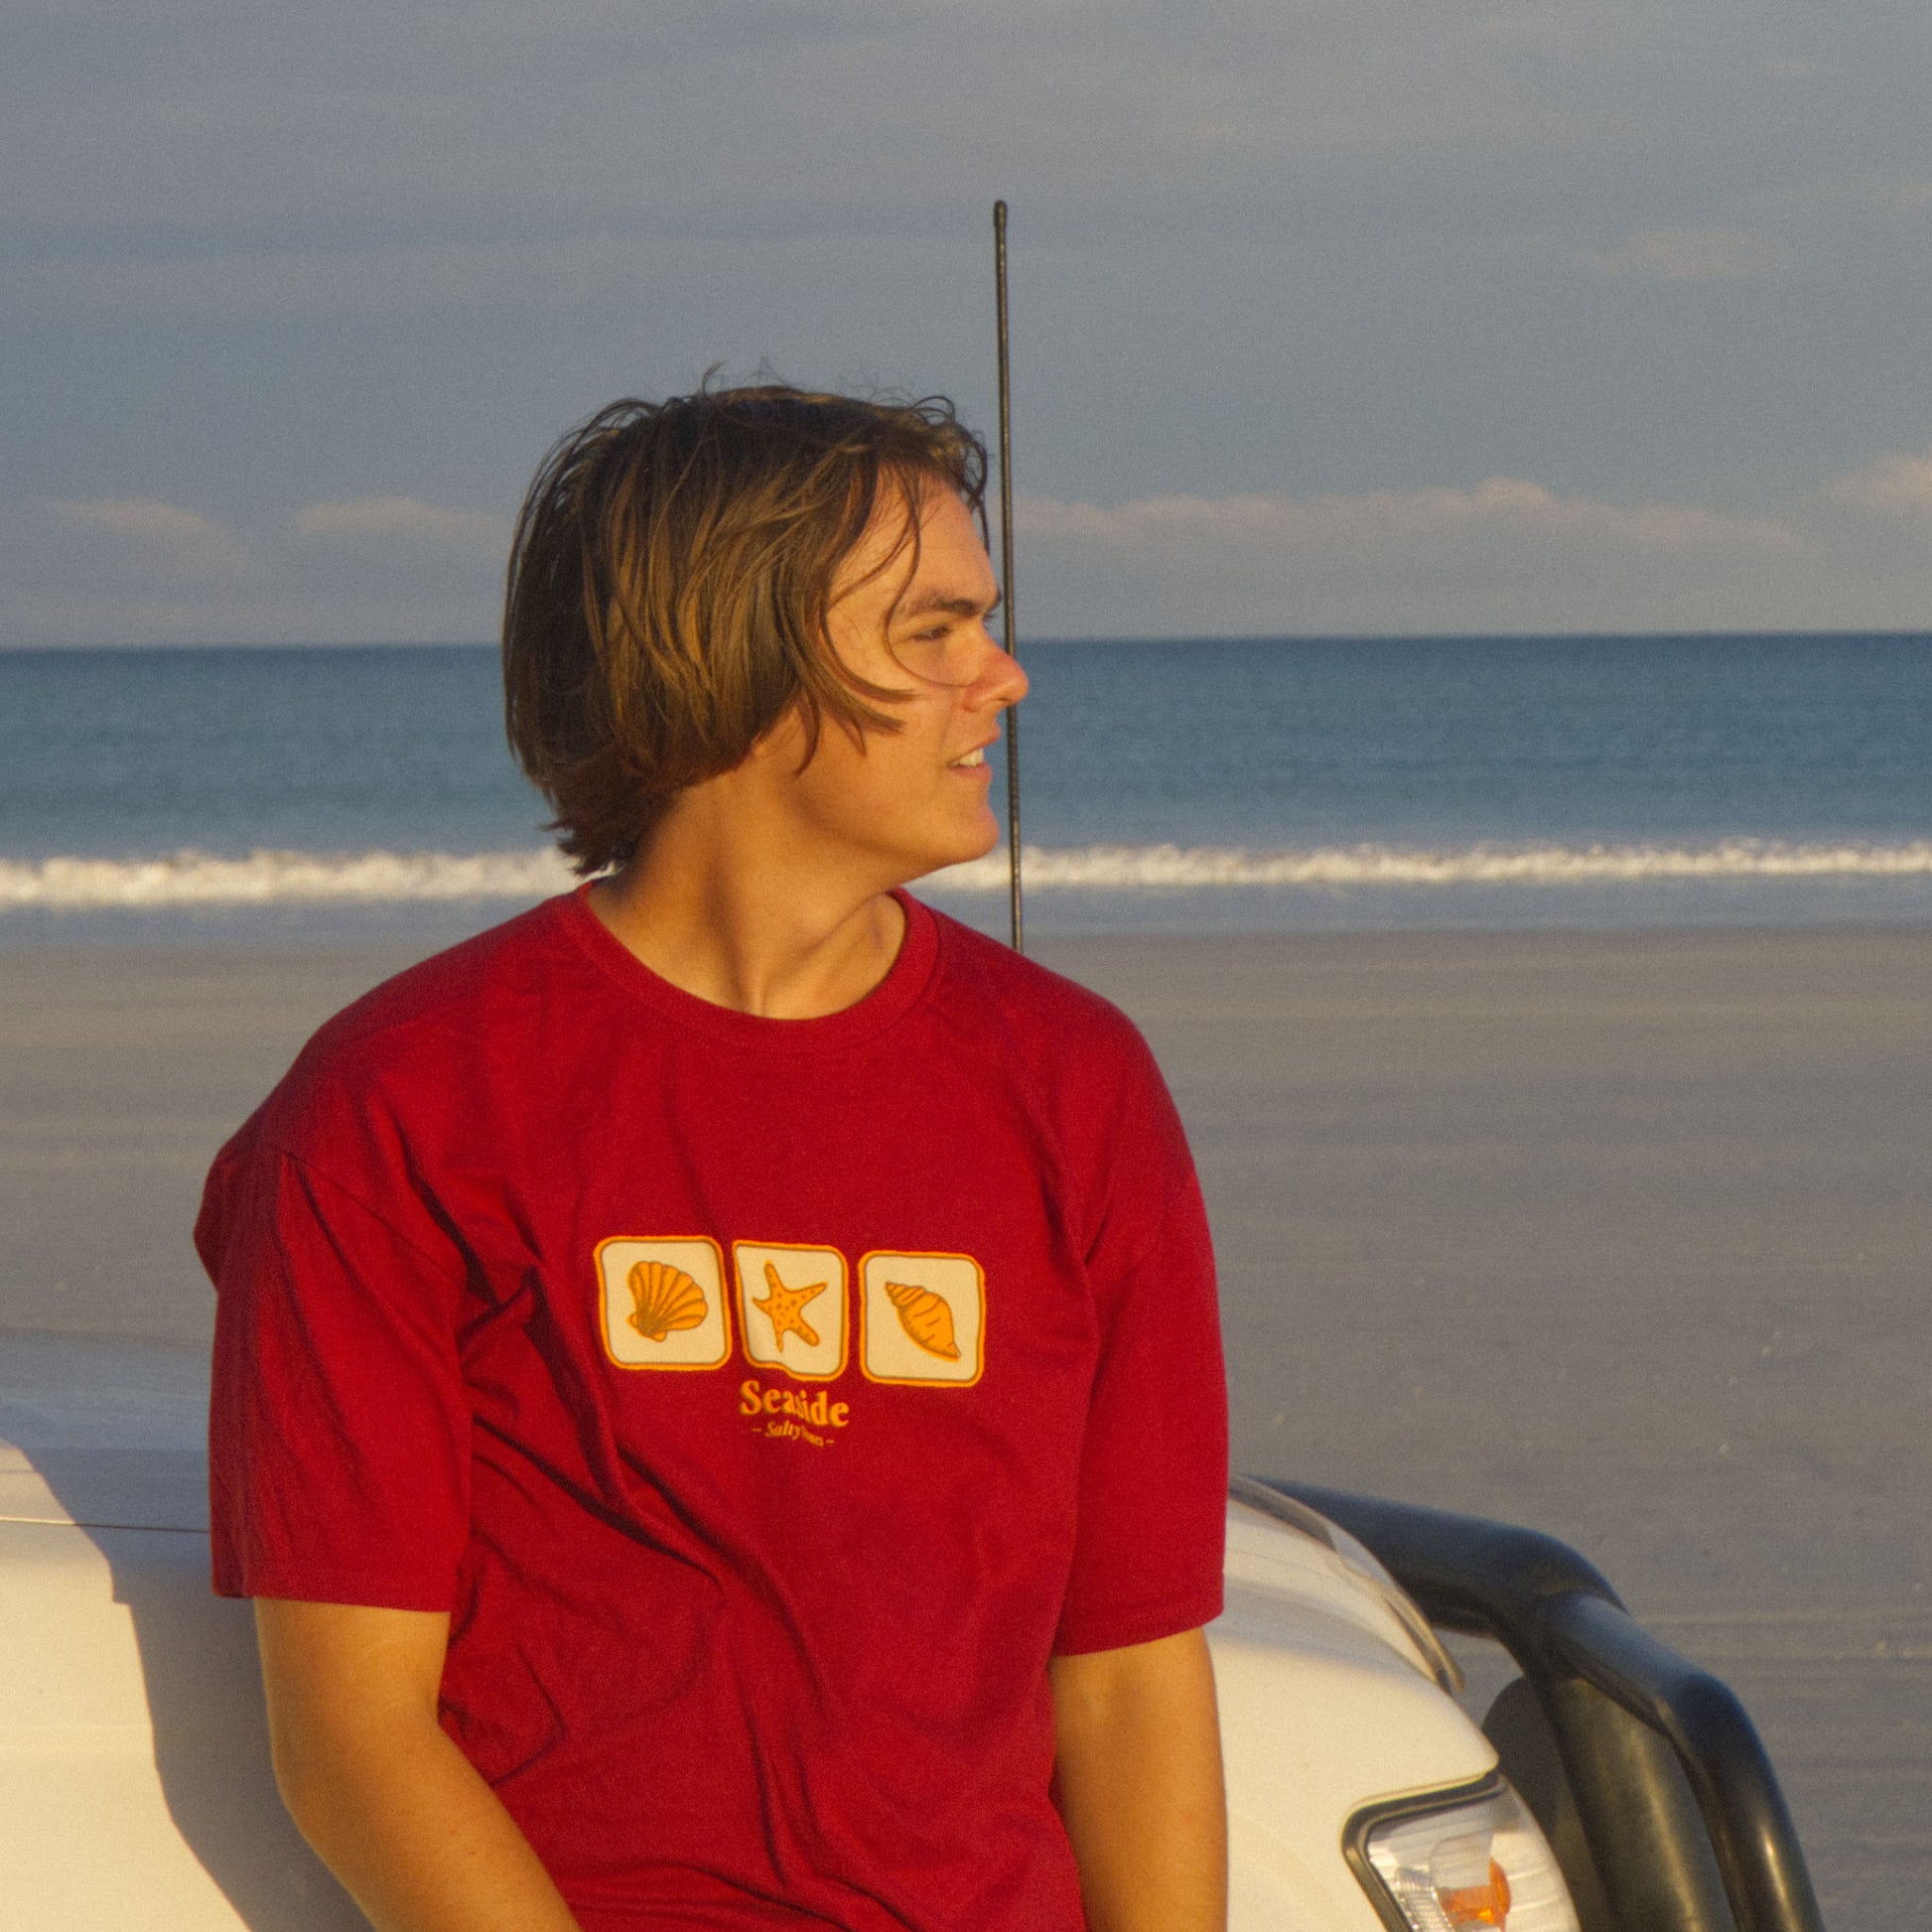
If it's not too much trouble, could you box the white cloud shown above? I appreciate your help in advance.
[44,496,253,584]
[1825,446,1932,519]
[1012,478,1835,634]
[0,494,498,643]
[1022,479,1798,557]
[1573,227,1784,282]
[294,496,507,549]
[9,459,1930,647]
[1868,180,1932,212]
[50,496,213,540]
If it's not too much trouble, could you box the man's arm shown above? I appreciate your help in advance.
[254,1599,582,1932]
[1048,1625,1228,1932]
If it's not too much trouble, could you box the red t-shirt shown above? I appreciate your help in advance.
[200,890,1227,1932]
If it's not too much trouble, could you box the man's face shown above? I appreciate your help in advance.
[771,483,1026,888]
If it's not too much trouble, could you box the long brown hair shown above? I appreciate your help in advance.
[502,383,988,875]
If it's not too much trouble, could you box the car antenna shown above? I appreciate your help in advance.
[994,199,1024,953]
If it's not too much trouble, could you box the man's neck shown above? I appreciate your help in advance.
[585,810,907,1021]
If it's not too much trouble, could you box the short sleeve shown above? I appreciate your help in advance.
[202,1134,473,1609]
[1053,1038,1228,1654]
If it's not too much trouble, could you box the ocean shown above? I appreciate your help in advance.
[4,635,1931,944]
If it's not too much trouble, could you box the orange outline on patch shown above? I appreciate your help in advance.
[731,1240,849,1383]
[594,1235,732,1372]
[857,1249,986,1388]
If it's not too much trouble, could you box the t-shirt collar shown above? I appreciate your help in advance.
[552,884,940,1052]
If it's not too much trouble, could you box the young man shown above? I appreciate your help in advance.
[199,386,1230,1932]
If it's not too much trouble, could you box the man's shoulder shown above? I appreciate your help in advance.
[198,898,590,1271]
[258,896,589,1138]
[921,902,1156,1065]
[917,906,1193,1215]
[316,894,578,1042]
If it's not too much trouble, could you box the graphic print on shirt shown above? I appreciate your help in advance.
[595,1237,732,1370]
[733,1242,849,1381]
[859,1251,986,1387]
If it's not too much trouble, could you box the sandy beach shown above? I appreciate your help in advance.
[2,921,1927,1924]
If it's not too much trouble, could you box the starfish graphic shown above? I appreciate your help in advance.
[757,1260,826,1353]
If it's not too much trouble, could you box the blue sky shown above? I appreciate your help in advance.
[5,0,1931,642]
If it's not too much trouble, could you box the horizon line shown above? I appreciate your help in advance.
[5,627,1932,654]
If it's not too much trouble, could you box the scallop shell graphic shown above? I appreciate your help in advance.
[626,1260,709,1344]
[885,1281,960,1360]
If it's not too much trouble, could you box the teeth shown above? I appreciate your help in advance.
[954,749,986,767]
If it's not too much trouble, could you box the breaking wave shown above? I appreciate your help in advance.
[930,840,1932,890]
[6,839,1932,910]
[0,849,578,908]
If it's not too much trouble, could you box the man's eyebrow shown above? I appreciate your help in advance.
[896,589,1002,621]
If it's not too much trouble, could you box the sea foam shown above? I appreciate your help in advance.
[930,840,1932,890]
[6,840,1932,909]
[0,849,578,908]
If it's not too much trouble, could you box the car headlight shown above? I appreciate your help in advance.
[1346,1776,1580,1932]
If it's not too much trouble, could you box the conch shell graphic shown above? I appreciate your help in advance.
[626,1260,709,1343]
[885,1281,960,1360]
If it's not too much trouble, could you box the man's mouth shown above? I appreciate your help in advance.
[949,748,987,768]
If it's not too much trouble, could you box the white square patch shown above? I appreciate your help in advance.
[733,1243,848,1381]
[596,1237,731,1370]
[859,1251,985,1386]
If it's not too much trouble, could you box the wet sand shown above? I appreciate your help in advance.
[2,924,1927,1924]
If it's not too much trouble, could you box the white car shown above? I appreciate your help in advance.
[0,1347,1818,1931]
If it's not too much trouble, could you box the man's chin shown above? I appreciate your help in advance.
[952,826,1007,872]
[896,836,1002,888]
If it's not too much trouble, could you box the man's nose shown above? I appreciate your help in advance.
[979,631,1029,708]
